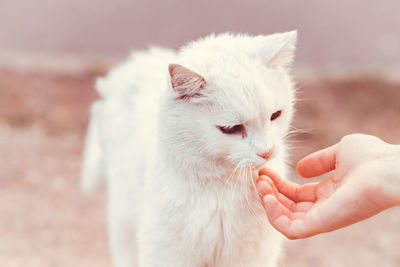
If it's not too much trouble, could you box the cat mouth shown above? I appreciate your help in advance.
[254,151,277,169]
[254,161,269,170]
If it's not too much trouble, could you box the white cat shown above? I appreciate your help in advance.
[81,31,297,267]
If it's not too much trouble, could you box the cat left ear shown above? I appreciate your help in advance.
[266,30,297,69]
[168,64,206,100]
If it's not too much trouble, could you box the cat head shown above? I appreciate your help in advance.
[163,31,297,175]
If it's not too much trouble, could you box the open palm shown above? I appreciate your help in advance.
[257,134,400,239]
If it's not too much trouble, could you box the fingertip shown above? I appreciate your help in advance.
[258,175,273,184]
[296,144,337,178]
[296,159,310,178]
[258,167,283,184]
[258,167,269,176]
[257,180,272,196]
[258,167,279,180]
[296,156,318,178]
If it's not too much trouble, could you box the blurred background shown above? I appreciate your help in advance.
[0,0,399,266]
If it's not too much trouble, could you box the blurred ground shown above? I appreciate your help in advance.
[0,65,400,267]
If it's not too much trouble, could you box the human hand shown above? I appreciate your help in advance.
[257,134,400,239]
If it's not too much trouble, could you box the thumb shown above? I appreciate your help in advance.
[297,144,338,178]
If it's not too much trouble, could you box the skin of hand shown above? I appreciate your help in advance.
[257,134,400,239]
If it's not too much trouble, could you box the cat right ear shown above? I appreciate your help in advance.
[265,30,297,69]
[168,64,206,101]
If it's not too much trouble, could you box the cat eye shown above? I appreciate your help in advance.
[270,110,282,121]
[217,124,245,136]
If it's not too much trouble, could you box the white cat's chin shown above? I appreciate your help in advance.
[251,156,282,175]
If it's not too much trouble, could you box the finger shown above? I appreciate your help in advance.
[258,178,313,212]
[262,196,311,239]
[262,194,291,220]
[273,191,315,213]
[257,178,294,207]
[259,169,319,202]
[263,179,298,209]
[297,144,338,178]
[259,169,299,192]
[258,173,274,183]
[275,190,297,210]
[256,180,273,197]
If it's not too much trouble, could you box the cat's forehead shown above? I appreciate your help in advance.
[176,32,296,123]
[207,67,293,123]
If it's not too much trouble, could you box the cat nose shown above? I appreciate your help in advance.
[257,148,274,160]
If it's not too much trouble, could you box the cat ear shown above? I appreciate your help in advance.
[265,30,297,69]
[168,64,206,100]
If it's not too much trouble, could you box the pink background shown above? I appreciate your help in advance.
[1,0,400,66]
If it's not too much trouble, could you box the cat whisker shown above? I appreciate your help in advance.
[287,145,307,150]
[235,163,257,219]
[249,166,261,218]
[294,77,318,91]
[284,138,304,143]
[222,161,242,198]
[244,165,256,216]
[242,165,249,209]
[236,163,245,205]
[284,128,310,139]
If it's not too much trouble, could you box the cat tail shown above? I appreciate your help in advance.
[80,100,104,194]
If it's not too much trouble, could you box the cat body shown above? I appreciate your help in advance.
[81,31,297,267]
